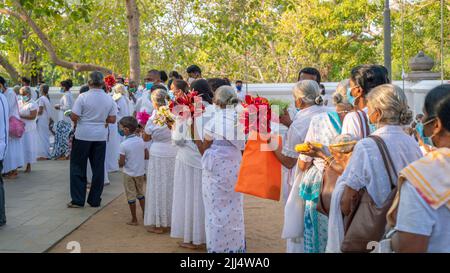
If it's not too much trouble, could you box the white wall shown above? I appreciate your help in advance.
[46,79,449,121]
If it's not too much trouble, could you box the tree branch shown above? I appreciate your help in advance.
[0,2,112,75]
[0,53,20,83]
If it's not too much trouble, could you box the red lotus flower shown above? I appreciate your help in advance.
[240,95,272,134]
[170,90,205,120]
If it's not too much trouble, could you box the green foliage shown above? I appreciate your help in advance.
[0,0,448,85]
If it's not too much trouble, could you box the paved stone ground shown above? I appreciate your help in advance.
[0,160,123,253]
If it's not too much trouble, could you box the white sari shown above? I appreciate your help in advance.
[36,96,52,158]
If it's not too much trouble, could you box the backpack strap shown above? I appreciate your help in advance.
[368,135,397,189]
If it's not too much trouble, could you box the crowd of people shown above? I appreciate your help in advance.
[0,63,448,253]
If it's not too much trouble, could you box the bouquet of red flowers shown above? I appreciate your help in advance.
[169,91,205,120]
[104,75,116,92]
[240,95,272,135]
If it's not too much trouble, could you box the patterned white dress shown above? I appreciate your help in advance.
[201,108,246,253]
[143,115,178,228]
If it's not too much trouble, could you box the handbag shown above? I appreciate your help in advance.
[341,135,397,253]
[235,131,282,201]
[317,164,340,216]
[9,116,25,138]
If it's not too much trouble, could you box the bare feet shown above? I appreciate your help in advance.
[177,242,204,250]
[37,157,48,161]
[147,226,165,234]
[56,156,66,161]
[4,172,18,179]
[126,220,138,226]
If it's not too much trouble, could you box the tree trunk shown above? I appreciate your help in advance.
[0,53,20,83]
[125,0,141,84]
[0,1,112,75]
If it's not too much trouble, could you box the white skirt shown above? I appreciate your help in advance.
[170,159,206,245]
[22,130,37,165]
[36,118,51,158]
[2,136,25,173]
[144,155,176,227]
[105,124,121,173]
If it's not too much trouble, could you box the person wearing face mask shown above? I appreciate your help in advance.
[18,86,39,173]
[342,65,390,140]
[234,80,245,102]
[0,76,25,179]
[52,79,74,160]
[388,84,450,253]
[134,70,162,116]
[326,84,422,252]
[186,65,202,85]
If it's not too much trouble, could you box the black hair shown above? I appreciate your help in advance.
[190,79,213,104]
[186,65,202,75]
[424,84,450,121]
[147,69,161,79]
[61,79,73,91]
[207,78,231,93]
[160,71,168,82]
[119,116,139,133]
[172,79,189,94]
[169,71,182,79]
[151,84,167,92]
[79,85,90,94]
[437,95,450,131]
[298,67,321,84]
[235,80,243,84]
[350,64,389,95]
[40,84,49,94]
[0,76,6,87]
[21,77,31,85]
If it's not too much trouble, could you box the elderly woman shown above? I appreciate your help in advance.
[52,79,74,160]
[294,80,353,253]
[170,79,213,249]
[389,84,450,253]
[272,80,327,252]
[342,65,389,139]
[18,86,39,173]
[0,77,24,179]
[36,84,53,160]
[194,86,246,253]
[143,89,178,234]
[326,84,422,252]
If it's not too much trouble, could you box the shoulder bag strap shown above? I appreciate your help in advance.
[354,110,368,138]
[368,135,397,189]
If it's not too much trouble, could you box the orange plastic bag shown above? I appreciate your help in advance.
[235,132,282,201]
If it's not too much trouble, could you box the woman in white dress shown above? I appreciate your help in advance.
[294,80,353,253]
[0,78,24,179]
[18,87,38,173]
[143,89,178,234]
[327,84,422,252]
[52,79,74,160]
[194,86,246,253]
[36,84,53,160]
[171,79,213,249]
[273,80,328,253]
[105,84,130,173]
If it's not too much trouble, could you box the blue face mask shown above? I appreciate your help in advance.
[60,88,65,93]
[367,110,377,133]
[168,90,175,100]
[346,87,356,106]
[236,86,242,92]
[118,128,125,137]
[145,82,154,91]
[416,122,434,146]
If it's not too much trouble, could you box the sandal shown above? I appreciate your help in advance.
[67,202,83,208]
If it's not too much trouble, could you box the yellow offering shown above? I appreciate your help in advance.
[295,142,323,153]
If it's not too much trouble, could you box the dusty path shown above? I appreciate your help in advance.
[49,194,285,253]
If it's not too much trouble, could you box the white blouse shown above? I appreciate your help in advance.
[144,113,177,158]
[58,91,74,123]
[19,100,38,132]
[341,108,370,140]
[340,125,422,207]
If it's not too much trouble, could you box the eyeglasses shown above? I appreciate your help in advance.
[422,117,436,126]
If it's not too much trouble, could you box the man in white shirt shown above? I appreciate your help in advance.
[68,71,118,208]
[235,80,246,102]
[0,89,9,226]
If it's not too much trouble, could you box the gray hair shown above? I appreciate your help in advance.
[88,71,104,87]
[292,80,323,105]
[367,84,413,125]
[151,89,170,107]
[19,86,31,95]
[333,79,350,105]
[214,86,239,106]
[113,83,127,95]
